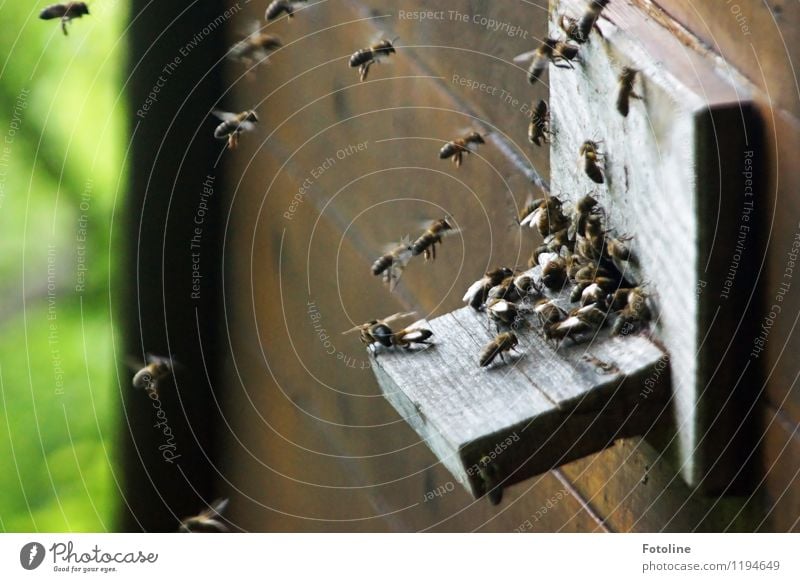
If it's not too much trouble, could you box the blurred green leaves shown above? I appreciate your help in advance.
[0,1,128,531]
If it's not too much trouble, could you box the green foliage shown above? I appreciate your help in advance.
[0,1,128,532]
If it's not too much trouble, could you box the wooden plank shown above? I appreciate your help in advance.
[371,266,668,501]
[550,0,761,491]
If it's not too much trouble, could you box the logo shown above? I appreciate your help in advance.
[20,542,46,570]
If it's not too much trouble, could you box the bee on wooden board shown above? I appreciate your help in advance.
[487,298,526,331]
[39,2,89,35]
[371,236,413,291]
[392,327,435,350]
[343,312,433,351]
[349,38,397,82]
[479,331,519,368]
[541,255,568,291]
[178,498,229,533]
[212,110,258,149]
[533,298,567,328]
[411,218,456,261]
[131,354,176,395]
[488,273,541,303]
[612,287,652,336]
[561,0,610,44]
[477,456,503,505]
[228,25,283,68]
[519,196,570,238]
[514,38,576,86]
[463,267,515,311]
[616,67,642,117]
[265,0,308,21]
[528,100,552,147]
[439,131,485,168]
[569,193,601,239]
[580,140,605,184]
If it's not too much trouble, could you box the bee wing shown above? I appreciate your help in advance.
[341,325,364,335]
[558,316,585,331]
[399,329,430,343]
[208,498,229,518]
[520,207,542,228]
[462,278,486,303]
[381,311,416,327]
[237,120,258,133]
[513,49,537,63]
[537,251,559,267]
[125,356,144,372]
[212,110,238,121]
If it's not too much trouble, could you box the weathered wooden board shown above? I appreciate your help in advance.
[549,0,761,491]
[370,267,668,501]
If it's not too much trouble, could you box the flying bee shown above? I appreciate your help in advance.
[520,196,570,238]
[392,326,434,350]
[411,218,456,261]
[228,26,283,68]
[463,267,515,311]
[39,2,89,35]
[212,110,258,149]
[479,332,519,368]
[477,456,503,505]
[342,312,416,349]
[528,100,552,147]
[542,256,568,290]
[577,0,610,43]
[439,131,485,168]
[371,236,413,291]
[349,38,397,81]
[534,299,567,327]
[131,354,176,395]
[580,140,605,184]
[178,498,229,533]
[514,38,574,86]
[616,67,642,117]
[265,0,308,21]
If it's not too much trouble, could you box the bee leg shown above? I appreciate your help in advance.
[454,151,462,167]
[61,17,69,35]
[630,91,643,101]
[228,133,239,149]
[359,62,371,82]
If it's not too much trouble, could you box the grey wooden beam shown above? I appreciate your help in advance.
[370,267,669,502]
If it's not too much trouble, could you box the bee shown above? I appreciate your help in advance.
[463,267,514,311]
[371,237,413,291]
[542,256,568,290]
[212,110,258,149]
[616,67,642,117]
[607,234,634,264]
[612,287,652,336]
[489,273,541,303]
[580,140,605,184]
[349,38,397,81]
[342,312,416,349]
[228,26,283,68]
[265,0,308,21]
[392,327,434,350]
[178,498,229,533]
[554,41,580,64]
[487,298,526,330]
[576,214,607,260]
[514,38,575,86]
[411,218,455,261]
[569,194,601,239]
[559,14,583,43]
[519,196,570,238]
[517,195,545,225]
[131,354,176,395]
[569,304,608,326]
[477,456,503,505]
[528,100,552,147]
[439,131,485,168]
[479,332,519,368]
[544,316,593,344]
[39,2,89,35]
[533,299,567,327]
[577,0,611,43]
